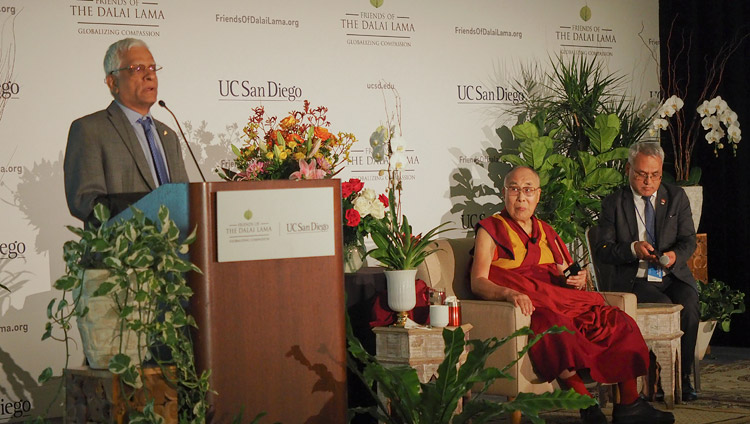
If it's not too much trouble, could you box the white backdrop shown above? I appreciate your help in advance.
[0,0,658,420]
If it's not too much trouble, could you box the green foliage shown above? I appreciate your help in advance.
[500,116,628,245]
[698,278,746,332]
[38,203,210,423]
[347,318,594,424]
[368,188,452,270]
[492,54,653,249]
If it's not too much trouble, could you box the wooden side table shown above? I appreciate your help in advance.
[64,365,177,424]
[635,303,683,409]
[373,324,472,384]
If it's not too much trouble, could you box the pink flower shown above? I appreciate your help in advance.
[289,159,327,180]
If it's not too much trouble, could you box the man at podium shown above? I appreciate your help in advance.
[64,37,189,223]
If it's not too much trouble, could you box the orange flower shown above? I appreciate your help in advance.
[314,126,331,141]
[286,133,303,143]
[280,115,297,129]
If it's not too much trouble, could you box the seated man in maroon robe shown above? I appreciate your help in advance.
[471,166,674,424]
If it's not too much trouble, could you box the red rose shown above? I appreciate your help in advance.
[345,209,361,227]
[342,178,364,199]
[378,193,389,207]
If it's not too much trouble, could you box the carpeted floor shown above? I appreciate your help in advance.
[484,346,750,423]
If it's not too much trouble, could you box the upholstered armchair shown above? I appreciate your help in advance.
[415,238,638,424]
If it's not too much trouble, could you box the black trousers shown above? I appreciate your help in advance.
[632,275,699,380]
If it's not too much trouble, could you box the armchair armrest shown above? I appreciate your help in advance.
[600,291,637,319]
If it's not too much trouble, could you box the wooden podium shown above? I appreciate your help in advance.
[123,180,347,423]
[187,179,347,423]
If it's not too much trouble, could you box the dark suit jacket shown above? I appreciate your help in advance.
[64,101,189,222]
[595,183,697,293]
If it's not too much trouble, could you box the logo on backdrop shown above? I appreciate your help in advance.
[69,0,166,37]
[214,13,299,29]
[0,164,23,176]
[0,396,31,420]
[1,81,20,100]
[217,80,303,102]
[456,83,525,104]
[341,3,415,48]
[554,5,618,57]
[0,241,26,260]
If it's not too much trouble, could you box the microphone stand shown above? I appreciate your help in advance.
[159,100,207,182]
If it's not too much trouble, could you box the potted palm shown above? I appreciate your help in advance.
[696,278,746,359]
[36,204,211,423]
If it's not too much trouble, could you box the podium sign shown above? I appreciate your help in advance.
[215,187,336,262]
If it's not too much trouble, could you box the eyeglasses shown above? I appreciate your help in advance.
[505,186,540,197]
[109,64,162,75]
[633,170,662,181]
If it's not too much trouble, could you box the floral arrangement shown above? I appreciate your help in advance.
[366,89,451,270]
[641,19,748,184]
[649,94,741,171]
[342,178,388,247]
[216,101,357,181]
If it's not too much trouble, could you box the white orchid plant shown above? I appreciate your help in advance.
[650,95,741,156]
[365,89,450,270]
[647,94,742,184]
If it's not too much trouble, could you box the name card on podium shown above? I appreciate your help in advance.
[215,187,336,262]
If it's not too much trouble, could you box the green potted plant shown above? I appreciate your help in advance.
[695,278,746,360]
[347,319,594,423]
[467,55,654,262]
[35,204,211,423]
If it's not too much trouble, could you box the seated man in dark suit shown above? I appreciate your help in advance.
[595,141,699,401]
[64,38,189,223]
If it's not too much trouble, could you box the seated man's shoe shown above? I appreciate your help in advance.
[682,376,698,402]
[612,397,675,424]
[580,404,607,424]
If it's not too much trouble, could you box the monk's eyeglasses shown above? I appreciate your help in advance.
[505,186,540,197]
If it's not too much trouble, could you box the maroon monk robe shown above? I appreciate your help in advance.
[477,211,648,383]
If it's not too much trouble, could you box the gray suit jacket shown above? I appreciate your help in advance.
[595,183,697,293]
[64,101,189,222]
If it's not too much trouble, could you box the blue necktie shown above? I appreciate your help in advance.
[138,116,170,185]
[643,195,656,246]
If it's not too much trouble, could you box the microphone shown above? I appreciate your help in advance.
[529,237,537,244]
[659,254,670,267]
[159,100,206,182]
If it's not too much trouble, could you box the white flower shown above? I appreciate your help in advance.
[353,196,373,217]
[390,135,407,154]
[701,116,721,131]
[372,145,386,162]
[390,151,407,170]
[639,97,661,119]
[361,188,376,201]
[369,199,386,219]
[660,95,684,118]
[652,118,669,130]
[720,110,739,126]
[711,96,729,115]
[369,125,389,149]
[697,100,715,117]
[727,124,742,143]
[705,130,721,144]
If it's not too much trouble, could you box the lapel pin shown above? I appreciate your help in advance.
[660,198,666,205]
[163,130,168,136]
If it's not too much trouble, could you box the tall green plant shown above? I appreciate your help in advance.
[347,321,594,424]
[500,114,628,245]
[36,204,211,424]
